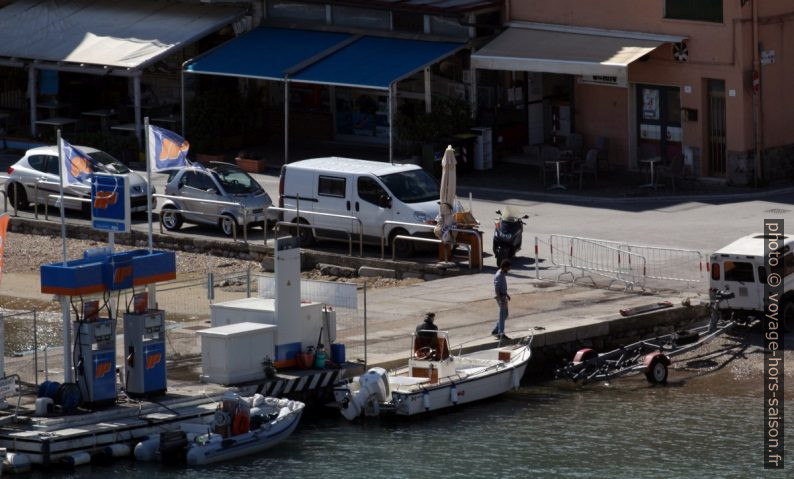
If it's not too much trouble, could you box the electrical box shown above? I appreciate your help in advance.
[74,318,117,407]
[210,297,329,368]
[123,310,167,397]
[197,322,276,385]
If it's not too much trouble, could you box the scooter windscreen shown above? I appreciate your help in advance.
[496,220,522,236]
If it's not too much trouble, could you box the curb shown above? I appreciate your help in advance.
[458,184,794,205]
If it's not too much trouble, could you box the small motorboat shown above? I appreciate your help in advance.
[333,329,536,419]
[135,392,304,466]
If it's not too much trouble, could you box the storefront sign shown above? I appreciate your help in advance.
[577,74,627,88]
[761,50,775,66]
[642,89,660,120]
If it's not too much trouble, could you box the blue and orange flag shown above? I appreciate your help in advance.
[59,140,94,188]
[147,125,189,173]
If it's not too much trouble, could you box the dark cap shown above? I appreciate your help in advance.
[425,312,436,321]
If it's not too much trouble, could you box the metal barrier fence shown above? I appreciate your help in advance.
[538,234,704,291]
[266,206,364,256]
[548,235,647,290]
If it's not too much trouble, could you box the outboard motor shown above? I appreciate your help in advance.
[337,367,390,420]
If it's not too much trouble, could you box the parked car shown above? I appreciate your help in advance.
[4,145,154,214]
[279,157,443,256]
[160,162,273,236]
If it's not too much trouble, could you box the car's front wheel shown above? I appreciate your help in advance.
[220,214,239,237]
[161,206,183,231]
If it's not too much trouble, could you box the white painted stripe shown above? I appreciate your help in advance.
[295,376,309,391]
[282,379,296,394]
[270,381,284,396]
[308,373,321,389]
[320,371,334,387]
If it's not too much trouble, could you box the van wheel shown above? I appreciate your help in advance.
[7,183,29,210]
[292,218,314,246]
[784,301,794,334]
[220,214,239,237]
[390,228,414,258]
[161,206,182,231]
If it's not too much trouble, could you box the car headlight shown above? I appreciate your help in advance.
[413,211,428,223]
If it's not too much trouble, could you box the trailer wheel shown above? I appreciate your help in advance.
[645,357,669,384]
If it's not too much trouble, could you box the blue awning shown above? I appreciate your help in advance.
[185,27,463,90]
[292,36,463,90]
[185,28,353,81]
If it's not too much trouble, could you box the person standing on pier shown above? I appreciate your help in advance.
[492,259,511,339]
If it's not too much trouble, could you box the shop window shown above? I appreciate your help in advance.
[723,261,755,283]
[267,1,326,23]
[333,5,389,30]
[318,176,346,198]
[393,11,424,33]
[665,0,723,23]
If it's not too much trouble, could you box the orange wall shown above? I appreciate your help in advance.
[574,83,628,169]
[508,1,794,168]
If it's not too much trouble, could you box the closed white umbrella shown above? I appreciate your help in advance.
[434,145,457,242]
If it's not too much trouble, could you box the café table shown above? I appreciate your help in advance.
[545,159,570,190]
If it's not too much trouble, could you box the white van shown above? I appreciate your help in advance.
[278,157,441,256]
[709,233,792,331]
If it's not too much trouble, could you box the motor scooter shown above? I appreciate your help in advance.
[493,207,529,266]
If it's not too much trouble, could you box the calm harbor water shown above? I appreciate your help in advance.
[28,369,791,479]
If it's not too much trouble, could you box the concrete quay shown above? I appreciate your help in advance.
[359,271,708,379]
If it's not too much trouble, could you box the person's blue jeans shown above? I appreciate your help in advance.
[494,301,508,335]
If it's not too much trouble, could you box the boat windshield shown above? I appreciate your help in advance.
[378,169,438,204]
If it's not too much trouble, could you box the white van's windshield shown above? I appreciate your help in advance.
[378,169,439,204]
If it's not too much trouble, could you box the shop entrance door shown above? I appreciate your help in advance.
[637,85,682,164]
[706,79,727,176]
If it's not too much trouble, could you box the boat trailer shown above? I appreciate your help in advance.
[556,291,736,385]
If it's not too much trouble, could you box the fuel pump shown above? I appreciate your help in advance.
[123,308,167,397]
[73,299,117,407]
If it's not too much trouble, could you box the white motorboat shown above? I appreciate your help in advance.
[135,392,304,466]
[334,330,534,419]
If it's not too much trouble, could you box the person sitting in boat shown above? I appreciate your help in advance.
[415,312,439,360]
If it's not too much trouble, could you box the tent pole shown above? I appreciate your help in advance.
[133,75,142,146]
[389,83,394,165]
[28,66,37,137]
[284,77,289,164]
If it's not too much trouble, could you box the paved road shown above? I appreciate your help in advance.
[3,163,792,269]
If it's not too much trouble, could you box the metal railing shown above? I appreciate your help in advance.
[44,192,91,220]
[380,221,483,270]
[266,206,364,257]
[392,235,474,269]
[273,220,355,257]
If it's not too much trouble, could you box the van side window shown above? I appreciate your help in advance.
[724,261,755,282]
[318,176,346,198]
[358,177,387,205]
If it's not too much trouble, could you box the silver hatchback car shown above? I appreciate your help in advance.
[160,162,273,236]
[4,145,153,215]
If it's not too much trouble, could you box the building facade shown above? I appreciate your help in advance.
[473,0,793,183]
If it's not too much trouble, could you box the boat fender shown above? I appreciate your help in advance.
[449,384,458,405]
[62,451,91,467]
[103,443,131,458]
[134,436,160,462]
[251,393,265,407]
[4,452,32,473]
[422,390,430,411]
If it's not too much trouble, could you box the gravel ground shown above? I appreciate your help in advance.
[2,231,425,286]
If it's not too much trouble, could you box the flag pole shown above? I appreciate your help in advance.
[144,117,157,309]
[145,117,153,254]
[56,130,67,266]
[56,129,72,382]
